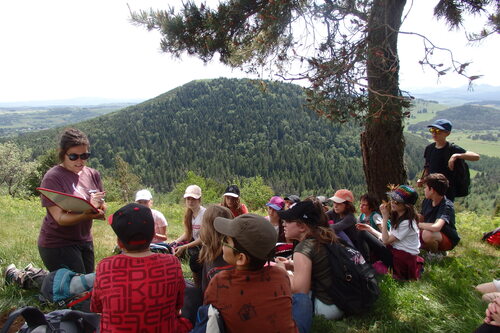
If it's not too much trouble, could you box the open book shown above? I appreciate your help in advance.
[37,187,99,214]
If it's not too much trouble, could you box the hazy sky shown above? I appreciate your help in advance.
[1,0,498,103]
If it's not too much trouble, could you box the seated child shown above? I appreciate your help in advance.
[418,173,460,253]
[204,213,299,333]
[356,185,422,280]
[91,203,190,333]
[276,200,345,321]
[135,189,168,244]
[326,189,358,247]
[198,204,234,293]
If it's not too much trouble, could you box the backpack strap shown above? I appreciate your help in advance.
[0,307,49,333]
[60,310,100,333]
[66,290,92,308]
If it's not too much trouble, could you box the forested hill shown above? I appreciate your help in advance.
[16,78,426,195]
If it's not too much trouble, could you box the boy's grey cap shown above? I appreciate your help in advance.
[214,213,277,261]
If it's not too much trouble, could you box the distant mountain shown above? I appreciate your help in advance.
[12,78,429,195]
[0,97,145,108]
[409,84,500,105]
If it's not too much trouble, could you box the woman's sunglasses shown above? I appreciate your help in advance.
[67,153,91,161]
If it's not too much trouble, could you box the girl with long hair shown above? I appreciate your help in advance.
[356,185,422,280]
[172,185,206,287]
[275,199,344,321]
[198,205,234,292]
[221,184,248,217]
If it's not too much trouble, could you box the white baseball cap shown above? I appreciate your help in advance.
[184,185,202,199]
[135,189,153,202]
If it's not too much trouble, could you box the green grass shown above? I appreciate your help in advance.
[447,131,500,158]
[0,196,498,332]
[406,100,450,126]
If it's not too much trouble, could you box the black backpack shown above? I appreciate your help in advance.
[320,241,380,316]
[0,307,100,333]
[447,143,471,197]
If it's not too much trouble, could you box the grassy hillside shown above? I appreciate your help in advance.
[405,99,450,126]
[0,196,498,332]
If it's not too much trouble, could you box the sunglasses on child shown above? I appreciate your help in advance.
[66,153,91,161]
[428,128,443,134]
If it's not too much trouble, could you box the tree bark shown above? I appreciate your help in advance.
[362,0,408,202]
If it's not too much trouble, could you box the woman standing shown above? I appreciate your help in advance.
[221,184,248,217]
[38,128,106,274]
[172,185,206,287]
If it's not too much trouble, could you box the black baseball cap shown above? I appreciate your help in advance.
[110,203,154,250]
[224,184,240,198]
[277,200,321,226]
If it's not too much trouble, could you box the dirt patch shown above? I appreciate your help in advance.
[0,308,25,332]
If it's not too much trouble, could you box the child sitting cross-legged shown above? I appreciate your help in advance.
[204,213,302,333]
[418,173,460,256]
[91,203,191,333]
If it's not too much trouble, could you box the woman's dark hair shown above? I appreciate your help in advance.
[231,238,271,271]
[343,201,356,215]
[302,196,338,248]
[305,196,329,228]
[390,203,418,231]
[360,194,379,212]
[221,196,245,215]
[58,128,90,162]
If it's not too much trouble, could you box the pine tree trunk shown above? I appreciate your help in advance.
[362,0,407,202]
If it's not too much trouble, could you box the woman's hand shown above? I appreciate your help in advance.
[379,202,390,219]
[90,191,106,209]
[84,208,105,221]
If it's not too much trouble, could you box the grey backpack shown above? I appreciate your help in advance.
[0,307,100,333]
